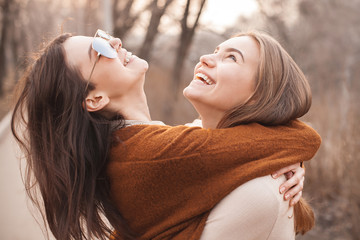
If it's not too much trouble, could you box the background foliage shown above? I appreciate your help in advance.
[0,0,359,239]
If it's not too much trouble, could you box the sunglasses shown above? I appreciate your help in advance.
[85,29,118,91]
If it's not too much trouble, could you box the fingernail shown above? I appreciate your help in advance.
[272,173,278,178]
[285,194,290,200]
[280,187,285,194]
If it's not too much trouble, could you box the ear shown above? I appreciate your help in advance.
[84,93,110,112]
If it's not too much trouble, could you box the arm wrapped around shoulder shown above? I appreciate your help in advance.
[108,119,321,239]
[280,119,321,162]
[201,119,321,175]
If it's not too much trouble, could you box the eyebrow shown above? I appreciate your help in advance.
[226,47,245,62]
[216,46,245,62]
[88,43,92,60]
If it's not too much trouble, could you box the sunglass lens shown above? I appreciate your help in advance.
[92,38,118,59]
[96,29,112,40]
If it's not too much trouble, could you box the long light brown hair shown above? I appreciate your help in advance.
[218,31,314,234]
[11,33,134,239]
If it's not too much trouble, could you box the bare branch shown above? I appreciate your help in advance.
[172,0,207,94]
[138,0,175,61]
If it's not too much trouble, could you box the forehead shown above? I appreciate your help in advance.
[218,36,260,61]
[218,36,256,49]
[63,36,93,67]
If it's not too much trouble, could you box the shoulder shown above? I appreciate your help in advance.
[110,120,320,164]
[201,176,283,240]
[112,121,307,143]
[209,175,283,218]
[115,120,321,141]
[110,123,258,160]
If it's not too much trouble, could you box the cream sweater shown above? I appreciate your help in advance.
[200,175,295,240]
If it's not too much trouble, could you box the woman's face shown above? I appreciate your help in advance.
[183,36,260,120]
[63,35,148,100]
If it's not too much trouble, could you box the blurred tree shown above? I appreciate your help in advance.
[112,0,146,39]
[172,0,206,94]
[139,0,174,61]
[84,0,99,35]
[262,0,360,239]
[0,0,12,95]
[0,0,23,96]
[255,0,296,46]
[9,0,25,81]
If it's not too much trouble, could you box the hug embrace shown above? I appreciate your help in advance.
[11,29,321,240]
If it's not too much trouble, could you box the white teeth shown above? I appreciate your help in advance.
[124,52,132,66]
[195,73,214,85]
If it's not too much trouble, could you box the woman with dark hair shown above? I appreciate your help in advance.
[11,30,320,240]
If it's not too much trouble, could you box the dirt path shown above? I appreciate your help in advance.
[0,113,55,240]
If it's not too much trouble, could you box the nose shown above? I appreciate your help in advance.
[109,38,122,52]
[199,54,215,67]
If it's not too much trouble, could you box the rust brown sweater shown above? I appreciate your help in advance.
[107,120,321,240]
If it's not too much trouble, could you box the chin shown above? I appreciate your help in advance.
[139,59,149,73]
[183,85,191,100]
[129,57,149,72]
[183,84,202,101]
[183,87,202,109]
[143,61,149,72]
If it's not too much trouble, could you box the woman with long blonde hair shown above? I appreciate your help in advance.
[185,31,316,239]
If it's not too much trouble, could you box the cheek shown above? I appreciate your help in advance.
[216,73,255,107]
[95,63,125,91]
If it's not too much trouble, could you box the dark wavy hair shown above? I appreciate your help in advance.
[11,33,134,239]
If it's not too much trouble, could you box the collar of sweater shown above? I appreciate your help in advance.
[124,120,165,126]
[110,119,165,132]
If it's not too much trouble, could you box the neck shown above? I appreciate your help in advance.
[201,117,220,129]
[110,89,151,121]
[189,102,224,129]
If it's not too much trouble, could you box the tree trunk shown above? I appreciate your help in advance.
[112,0,140,39]
[138,0,174,61]
[172,0,206,95]
[84,0,97,35]
[0,0,12,96]
[10,3,21,81]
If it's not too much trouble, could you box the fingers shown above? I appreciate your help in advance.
[289,191,302,206]
[278,165,305,192]
[271,163,299,179]
[293,165,305,179]
[284,171,294,179]
[275,163,306,206]
[279,172,304,195]
[283,179,303,201]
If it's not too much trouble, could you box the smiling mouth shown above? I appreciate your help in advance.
[195,73,214,85]
[124,51,132,66]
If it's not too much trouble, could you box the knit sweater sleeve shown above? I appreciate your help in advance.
[107,120,321,239]
[110,120,320,165]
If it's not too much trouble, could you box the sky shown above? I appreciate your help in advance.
[100,0,259,35]
[201,0,258,30]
